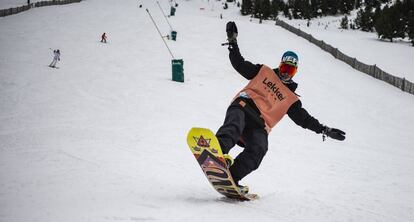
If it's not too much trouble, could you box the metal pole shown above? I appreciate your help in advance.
[145,8,175,59]
[156,1,173,30]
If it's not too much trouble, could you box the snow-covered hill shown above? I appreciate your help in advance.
[1,0,413,221]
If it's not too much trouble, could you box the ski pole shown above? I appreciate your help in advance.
[145,8,175,59]
[167,0,178,7]
[156,1,173,30]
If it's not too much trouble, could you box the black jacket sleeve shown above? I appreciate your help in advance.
[229,44,262,80]
[287,100,325,134]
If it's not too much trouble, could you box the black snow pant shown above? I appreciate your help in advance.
[216,99,268,184]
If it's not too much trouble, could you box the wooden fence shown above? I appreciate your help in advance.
[275,19,414,95]
[0,0,82,17]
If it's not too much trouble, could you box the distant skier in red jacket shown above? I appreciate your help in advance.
[101,32,107,43]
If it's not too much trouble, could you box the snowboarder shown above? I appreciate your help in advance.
[101,32,107,43]
[49,49,60,68]
[217,22,346,194]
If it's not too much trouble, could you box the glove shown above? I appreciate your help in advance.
[322,126,346,141]
[226,21,238,44]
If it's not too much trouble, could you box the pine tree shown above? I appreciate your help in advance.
[283,4,292,19]
[340,15,349,29]
[365,0,381,8]
[285,0,312,19]
[319,0,329,16]
[375,5,394,41]
[408,11,414,46]
[261,0,272,20]
[291,0,302,19]
[373,4,382,27]
[350,21,356,29]
[366,7,375,32]
[253,0,261,18]
[355,0,362,8]
[310,0,321,17]
[389,0,405,39]
[302,0,312,19]
[355,6,374,32]
[355,8,364,29]
[271,0,280,19]
[404,0,414,45]
[400,0,414,40]
[241,0,253,15]
[339,0,355,14]
[327,0,339,15]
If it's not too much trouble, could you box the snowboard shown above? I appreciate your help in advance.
[187,127,258,201]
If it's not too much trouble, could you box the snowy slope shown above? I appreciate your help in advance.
[278,11,414,82]
[1,0,414,221]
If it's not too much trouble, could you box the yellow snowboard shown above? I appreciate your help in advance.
[187,127,258,200]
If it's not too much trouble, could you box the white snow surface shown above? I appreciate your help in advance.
[0,0,414,221]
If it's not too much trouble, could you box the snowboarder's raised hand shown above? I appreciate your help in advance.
[226,21,238,44]
[322,126,346,141]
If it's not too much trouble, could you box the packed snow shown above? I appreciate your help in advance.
[1,0,414,221]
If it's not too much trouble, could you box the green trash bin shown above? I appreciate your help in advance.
[170,6,176,16]
[170,30,177,41]
[172,59,184,82]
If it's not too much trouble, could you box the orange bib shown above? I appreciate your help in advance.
[236,65,299,132]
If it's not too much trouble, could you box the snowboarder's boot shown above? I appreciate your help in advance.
[237,184,249,195]
[223,154,234,167]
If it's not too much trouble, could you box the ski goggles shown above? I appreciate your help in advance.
[279,63,297,79]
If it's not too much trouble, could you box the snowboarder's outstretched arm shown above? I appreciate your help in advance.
[287,100,346,141]
[288,100,324,133]
[225,21,261,80]
[228,44,262,80]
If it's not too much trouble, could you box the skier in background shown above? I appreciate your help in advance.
[49,49,60,68]
[217,22,346,194]
[101,32,107,43]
